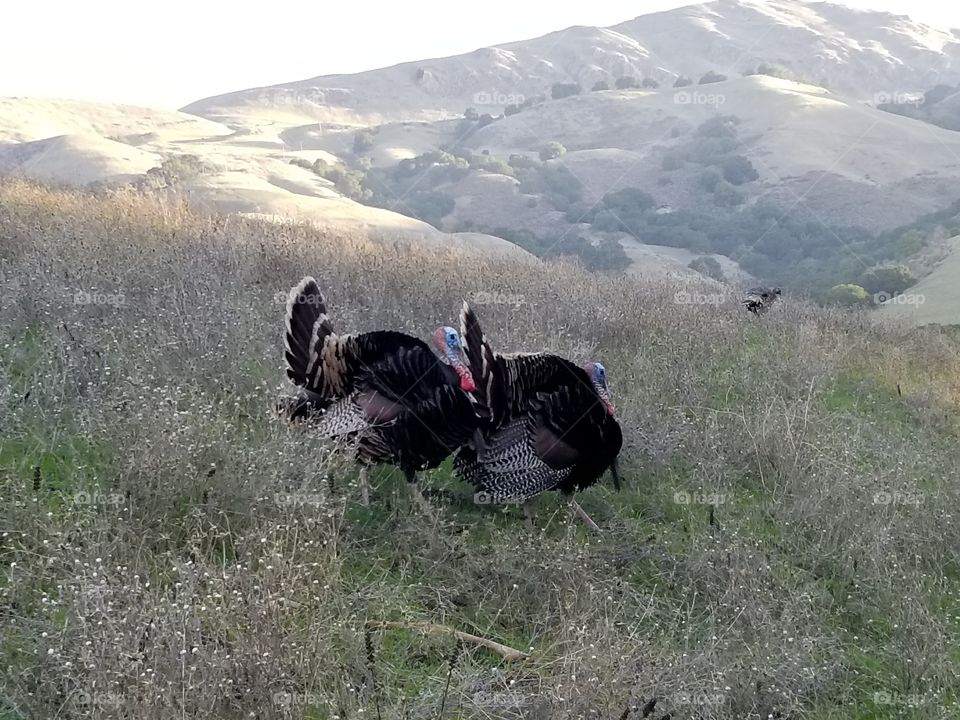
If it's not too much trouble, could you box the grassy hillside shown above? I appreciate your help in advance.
[880,237,960,325]
[2,180,960,719]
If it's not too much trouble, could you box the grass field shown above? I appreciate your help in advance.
[2,180,960,719]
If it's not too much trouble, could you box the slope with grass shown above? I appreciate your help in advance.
[2,180,959,719]
[879,236,960,325]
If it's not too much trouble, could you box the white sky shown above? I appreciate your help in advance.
[3,0,959,109]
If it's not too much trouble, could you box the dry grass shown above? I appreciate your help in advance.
[1,179,959,719]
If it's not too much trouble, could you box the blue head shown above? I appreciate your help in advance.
[584,361,614,414]
[433,326,476,392]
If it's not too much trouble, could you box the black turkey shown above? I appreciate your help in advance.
[742,286,782,316]
[280,276,478,506]
[454,302,623,530]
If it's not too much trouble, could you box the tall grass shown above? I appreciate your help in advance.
[1,179,959,719]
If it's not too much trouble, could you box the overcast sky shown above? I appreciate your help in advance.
[4,0,959,109]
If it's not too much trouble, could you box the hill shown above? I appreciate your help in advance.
[184,0,960,126]
[879,236,960,325]
[2,179,959,719]
[4,1,960,312]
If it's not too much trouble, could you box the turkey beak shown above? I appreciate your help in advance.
[609,457,622,491]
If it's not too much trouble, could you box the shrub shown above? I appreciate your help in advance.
[696,115,740,139]
[673,75,693,87]
[698,168,722,192]
[720,155,759,185]
[602,187,656,213]
[591,80,610,92]
[508,154,540,171]
[551,83,582,100]
[689,255,726,281]
[615,76,639,89]
[641,77,660,89]
[463,107,480,121]
[860,264,917,295]
[699,71,728,85]
[661,152,684,171]
[538,141,567,161]
[712,180,745,207]
[402,191,455,225]
[504,103,521,116]
[825,283,871,305]
[686,136,738,164]
[353,130,375,154]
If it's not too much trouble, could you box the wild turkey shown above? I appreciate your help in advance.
[454,303,623,529]
[280,276,478,506]
[742,286,782,316]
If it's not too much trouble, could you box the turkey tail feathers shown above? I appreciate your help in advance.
[285,276,335,389]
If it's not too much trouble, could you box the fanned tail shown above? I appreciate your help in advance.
[284,276,335,389]
[459,301,506,425]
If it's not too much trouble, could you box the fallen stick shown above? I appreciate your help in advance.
[368,621,530,662]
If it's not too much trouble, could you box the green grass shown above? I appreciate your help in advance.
[2,180,960,719]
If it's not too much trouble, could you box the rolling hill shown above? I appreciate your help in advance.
[3,0,960,317]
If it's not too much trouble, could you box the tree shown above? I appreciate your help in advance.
[538,141,567,161]
[860,265,917,295]
[591,80,610,92]
[551,83,582,100]
[720,155,759,185]
[352,131,375,154]
[504,103,521,116]
[602,187,656,213]
[463,107,480,121]
[699,71,728,85]
[689,256,725,282]
[698,168,722,192]
[508,154,539,171]
[696,115,740,139]
[712,180,745,207]
[673,76,693,88]
[661,152,684,171]
[641,77,660,89]
[755,62,791,79]
[825,284,871,306]
[615,76,639,89]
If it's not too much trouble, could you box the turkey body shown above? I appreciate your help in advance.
[454,304,622,504]
[742,286,782,316]
[282,277,477,478]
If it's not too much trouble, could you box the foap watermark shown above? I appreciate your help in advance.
[70,691,124,709]
[474,491,524,506]
[473,690,524,707]
[258,88,327,107]
[272,692,324,707]
[73,490,124,507]
[674,90,725,107]
[73,290,125,307]
[674,692,726,708]
[873,690,929,707]
[674,290,727,306]
[274,492,324,509]
[273,290,325,306]
[471,291,525,308]
[473,90,525,107]
[674,490,727,506]
[873,491,923,506]
[873,91,925,108]
[873,290,925,307]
